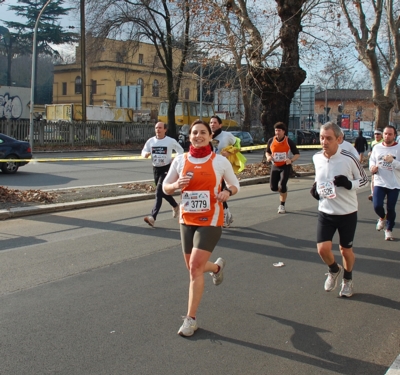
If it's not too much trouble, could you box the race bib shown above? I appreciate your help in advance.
[378,160,393,171]
[181,191,210,212]
[273,152,287,162]
[152,146,168,167]
[317,181,336,199]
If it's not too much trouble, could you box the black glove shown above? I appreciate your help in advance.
[333,175,352,190]
[310,182,320,200]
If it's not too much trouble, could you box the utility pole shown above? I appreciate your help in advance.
[29,0,52,151]
[80,0,86,122]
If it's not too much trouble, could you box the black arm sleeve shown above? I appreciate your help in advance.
[265,137,273,155]
[288,138,300,155]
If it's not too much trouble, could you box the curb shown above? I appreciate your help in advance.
[0,172,315,221]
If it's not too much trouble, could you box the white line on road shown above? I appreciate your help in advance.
[386,354,400,375]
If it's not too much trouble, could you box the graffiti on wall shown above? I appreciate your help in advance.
[0,93,23,119]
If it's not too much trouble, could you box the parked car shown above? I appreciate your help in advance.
[295,130,314,145]
[343,130,371,143]
[309,130,320,144]
[229,131,254,152]
[0,133,32,174]
[287,131,296,142]
[342,130,356,144]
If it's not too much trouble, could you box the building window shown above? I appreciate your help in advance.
[62,82,67,95]
[184,88,190,100]
[116,52,124,63]
[152,79,159,97]
[75,76,82,94]
[137,78,144,97]
[116,80,121,87]
[139,54,144,64]
[91,80,97,94]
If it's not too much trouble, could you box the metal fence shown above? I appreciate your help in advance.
[0,120,155,146]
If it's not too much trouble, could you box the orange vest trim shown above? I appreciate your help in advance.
[180,153,224,226]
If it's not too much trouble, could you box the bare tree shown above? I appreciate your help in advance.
[84,0,192,138]
[220,0,307,139]
[339,0,400,128]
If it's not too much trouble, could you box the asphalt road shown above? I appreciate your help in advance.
[1,149,317,190]
[0,178,399,374]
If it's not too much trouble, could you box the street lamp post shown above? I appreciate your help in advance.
[29,0,52,151]
[80,0,86,122]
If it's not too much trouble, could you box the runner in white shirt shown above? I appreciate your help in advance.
[210,115,237,227]
[311,122,368,298]
[369,125,400,241]
[141,122,184,227]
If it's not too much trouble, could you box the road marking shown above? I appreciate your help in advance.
[386,354,400,375]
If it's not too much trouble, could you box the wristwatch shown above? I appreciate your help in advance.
[224,187,233,196]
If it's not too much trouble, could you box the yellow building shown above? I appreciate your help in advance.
[52,37,198,119]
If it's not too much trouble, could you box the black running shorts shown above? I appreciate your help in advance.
[180,224,222,254]
[317,211,358,248]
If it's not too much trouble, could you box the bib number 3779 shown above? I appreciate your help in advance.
[182,191,211,212]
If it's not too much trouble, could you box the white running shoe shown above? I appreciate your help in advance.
[144,216,155,227]
[178,316,198,337]
[277,205,286,214]
[339,279,354,297]
[324,265,343,291]
[223,210,233,228]
[211,257,226,286]
[172,205,179,218]
[376,218,386,231]
[385,230,394,241]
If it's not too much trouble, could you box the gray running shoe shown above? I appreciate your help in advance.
[223,211,233,228]
[177,316,198,337]
[324,264,343,291]
[376,218,386,231]
[144,216,155,227]
[173,205,179,218]
[211,257,226,286]
[339,279,354,297]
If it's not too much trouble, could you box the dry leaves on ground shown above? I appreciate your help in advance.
[0,186,58,204]
[121,183,156,193]
[0,162,314,205]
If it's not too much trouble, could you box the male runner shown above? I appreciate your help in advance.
[265,122,300,214]
[311,122,368,297]
[369,125,400,241]
[141,122,183,227]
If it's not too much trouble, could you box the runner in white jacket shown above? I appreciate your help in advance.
[311,122,368,298]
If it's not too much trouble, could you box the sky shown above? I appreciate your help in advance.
[0,0,79,29]
[0,0,79,57]
[0,0,368,89]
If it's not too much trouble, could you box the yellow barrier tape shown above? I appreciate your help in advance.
[0,143,323,162]
[0,155,147,163]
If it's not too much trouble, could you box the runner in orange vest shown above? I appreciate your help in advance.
[265,122,300,213]
[163,120,240,337]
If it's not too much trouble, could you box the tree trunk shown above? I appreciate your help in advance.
[244,0,307,141]
[374,93,393,129]
[249,66,306,141]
